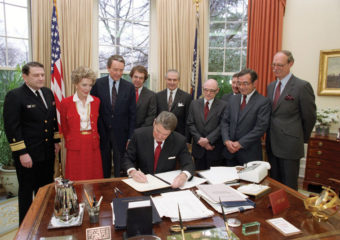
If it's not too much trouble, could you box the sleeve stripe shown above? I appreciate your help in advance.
[9,141,26,152]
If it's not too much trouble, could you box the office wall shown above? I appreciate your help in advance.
[282,0,340,133]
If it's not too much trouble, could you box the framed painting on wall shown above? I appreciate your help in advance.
[318,49,340,96]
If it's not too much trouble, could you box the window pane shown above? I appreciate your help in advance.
[241,48,247,69]
[226,1,245,21]
[226,22,242,48]
[208,49,224,72]
[4,0,27,7]
[209,22,225,47]
[131,0,149,21]
[7,38,28,67]
[225,49,240,72]
[209,0,226,21]
[0,4,5,35]
[133,23,149,47]
[0,37,6,66]
[5,4,28,38]
[132,48,148,67]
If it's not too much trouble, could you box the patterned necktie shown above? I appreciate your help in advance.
[36,90,47,109]
[154,141,162,172]
[168,91,173,111]
[135,88,139,103]
[112,81,117,110]
[240,95,247,110]
[273,80,281,109]
[204,101,210,120]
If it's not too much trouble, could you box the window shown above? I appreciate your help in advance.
[208,0,247,97]
[98,0,150,74]
[0,0,30,68]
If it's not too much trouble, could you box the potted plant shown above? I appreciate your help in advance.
[315,108,339,136]
[0,65,23,196]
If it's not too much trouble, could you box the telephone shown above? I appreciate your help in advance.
[238,161,271,183]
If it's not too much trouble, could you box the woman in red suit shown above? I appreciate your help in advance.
[60,66,103,180]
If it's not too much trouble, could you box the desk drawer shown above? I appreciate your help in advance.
[309,140,340,152]
[308,148,340,159]
[305,158,340,175]
[304,168,337,186]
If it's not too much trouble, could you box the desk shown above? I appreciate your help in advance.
[16,177,340,239]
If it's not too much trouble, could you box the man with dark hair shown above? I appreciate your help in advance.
[130,65,157,128]
[267,50,316,190]
[122,111,195,188]
[3,61,61,224]
[91,54,136,177]
[221,68,271,166]
[221,72,240,103]
[187,79,227,170]
[156,70,192,141]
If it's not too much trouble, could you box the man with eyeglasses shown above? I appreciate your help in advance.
[221,72,240,103]
[187,79,227,170]
[122,111,194,188]
[221,68,271,166]
[266,50,316,190]
[91,55,136,178]
[156,70,192,142]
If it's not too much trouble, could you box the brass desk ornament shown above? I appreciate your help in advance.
[304,186,340,221]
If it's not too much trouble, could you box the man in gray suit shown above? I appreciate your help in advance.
[130,65,157,128]
[187,79,227,170]
[221,73,240,103]
[221,68,271,166]
[266,50,316,190]
[156,70,192,141]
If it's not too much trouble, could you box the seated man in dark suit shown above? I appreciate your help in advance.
[122,111,195,188]
[131,65,157,128]
[221,72,240,103]
[221,68,271,166]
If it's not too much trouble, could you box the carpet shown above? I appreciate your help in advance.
[0,197,19,237]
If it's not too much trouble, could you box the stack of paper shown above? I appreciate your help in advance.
[122,174,170,192]
[196,184,254,215]
[197,167,239,184]
[155,170,207,189]
[152,190,214,222]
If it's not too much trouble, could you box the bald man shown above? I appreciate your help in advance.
[187,79,227,170]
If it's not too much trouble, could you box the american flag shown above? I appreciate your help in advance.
[190,19,202,99]
[51,0,65,128]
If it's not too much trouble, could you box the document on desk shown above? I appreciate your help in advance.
[197,166,239,184]
[197,183,247,203]
[122,174,170,192]
[155,170,207,189]
[151,190,214,222]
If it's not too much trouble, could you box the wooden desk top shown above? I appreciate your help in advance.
[16,177,340,240]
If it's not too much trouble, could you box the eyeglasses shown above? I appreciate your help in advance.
[237,81,251,86]
[271,63,287,68]
[203,88,217,93]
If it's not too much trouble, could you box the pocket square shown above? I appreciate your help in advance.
[26,104,36,108]
[284,95,294,101]
[178,102,184,107]
[168,156,176,160]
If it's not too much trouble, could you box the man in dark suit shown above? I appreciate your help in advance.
[122,111,195,188]
[187,79,227,170]
[91,55,136,178]
[267,50,316,190]
[130,65,157,128]
[156,70,191,141]
[221,68,271,166]
[221,72,240,103]
[3,62,61,224]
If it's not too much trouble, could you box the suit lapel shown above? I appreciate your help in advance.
[198,99,205,122]
[145,129,156,173]
[136,87,145,109]
[238,91,258,122]
[102,76,112,110]
[24,85,47,112]
[171,89,182,111]
[274,75,294,112]
[205,98,218,123]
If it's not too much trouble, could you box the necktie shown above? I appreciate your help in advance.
[273,81,281,109]
[168,91,173,111]
[240,95,247,110]
[135,88,139,103]
[154,141,162,172]
[36,90,47,109]
[204,101,210,120]
[112,81,117,110]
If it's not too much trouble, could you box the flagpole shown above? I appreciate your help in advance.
[194,0,200,99]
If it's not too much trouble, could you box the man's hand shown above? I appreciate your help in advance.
[171,172,188,188]
[198,137,209,147]
[231,141,242,152]
[20,153,33,168]
[54,143,61,154]
[130,169,148,183]
[204,143,215,151]
[225,140,237,153]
